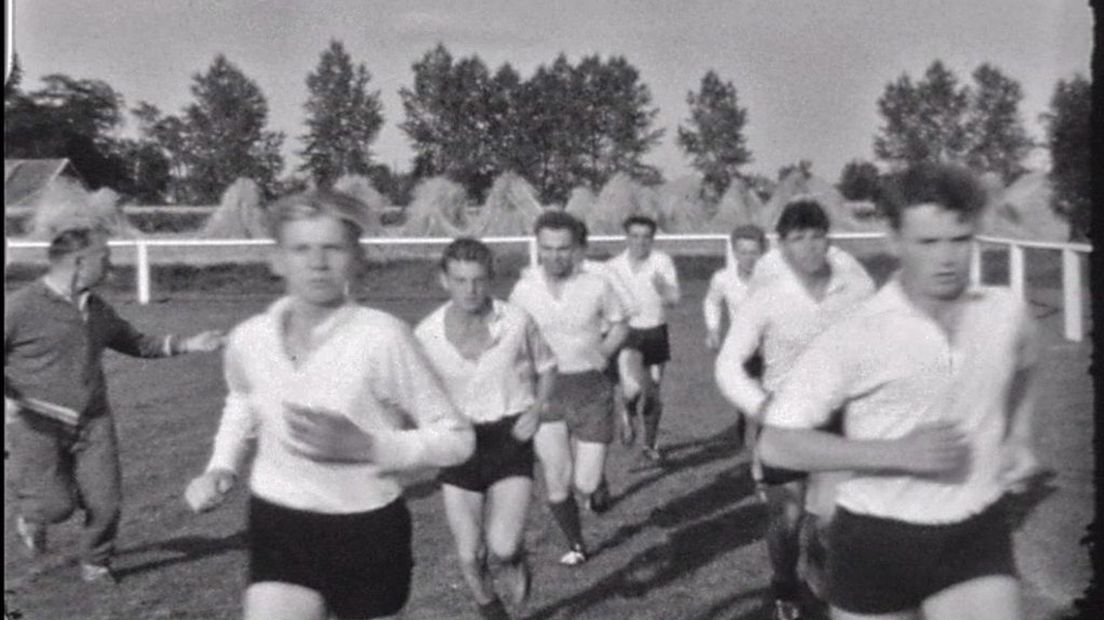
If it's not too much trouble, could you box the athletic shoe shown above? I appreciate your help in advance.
[15,516,46,557]
[477,597,511,620]
[558,545,588,567]
[772,599,802,620]
[80,563,117,584]
[587,479,612,514]
[642,445,664,463]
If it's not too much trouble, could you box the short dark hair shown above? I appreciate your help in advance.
[534,210,586,246]
[879,163,988,230]
[730,224,767,250]
[623,215,658,235]
[776,199,830,238]
[440,237,495,277]
[47,227,101,262]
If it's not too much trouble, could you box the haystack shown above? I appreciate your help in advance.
[332,174,387,235]
[565,187,597,223]
[657,176,710,233]
[472,172,544,236]
[981,171,1069,241]
[400,176,474,237]
[705,177,766,233]
[589,173,663,235]
[202,178,269,238]
[28,177,140,240]
[767,169,882,233]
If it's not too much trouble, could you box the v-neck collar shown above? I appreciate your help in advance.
[270,296,358,370]
[439,299,505,365]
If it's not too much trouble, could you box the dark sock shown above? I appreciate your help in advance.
[478,597,511,620]
[548,496,584,548]
[642,397,662,448]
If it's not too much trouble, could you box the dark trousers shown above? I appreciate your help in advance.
[7,410,122,565]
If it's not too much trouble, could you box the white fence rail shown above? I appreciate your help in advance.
[7,232,1091,342]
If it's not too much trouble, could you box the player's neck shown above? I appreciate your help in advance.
[446,298,492,326]
[286,297,344,330]
[43,269,85,301]
[899,280,965,337]
[793,264,832,300]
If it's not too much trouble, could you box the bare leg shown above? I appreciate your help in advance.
[486,476,534,607]
[922,575,1022,620]
[245,582,327,620]
[534,422,584,552]
[442,484,495,604]
[641,363,665,452]
[572,440,609,496]
[762,479,807,605]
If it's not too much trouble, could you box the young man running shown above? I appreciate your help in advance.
[509,211,628,566]
[759,163,1039,620]
[185,189,474,620]
[715,200,874,620]
[5,226,223,583]
[605,215,681,462]
[415,238,556,620]
[703,224,768,448]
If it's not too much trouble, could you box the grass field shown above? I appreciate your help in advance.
[3,264,1094,620]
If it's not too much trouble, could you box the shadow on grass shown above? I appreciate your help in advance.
[112,530,246,579]
[611,420,748,511]
[528,466,764,619]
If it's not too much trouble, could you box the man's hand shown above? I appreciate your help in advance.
[184,468,236,513]
[181,330,225,353]
[512,406,541,442]
[998,440,1039,493]
[283,402,375,463]
[651,272,675,302]
[705,329,722,351]
[890,422,970,476]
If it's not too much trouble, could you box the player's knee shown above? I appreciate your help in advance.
[36,491,77,523]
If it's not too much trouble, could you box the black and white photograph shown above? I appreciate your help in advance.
[3,1,1096,618]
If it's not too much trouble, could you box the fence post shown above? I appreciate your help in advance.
[969,241,982,285]
[1062,248,1083,342]
[135,240,151,305]
[1008,243,1025,300]
[724,236,734,270]
[528,236,538,268]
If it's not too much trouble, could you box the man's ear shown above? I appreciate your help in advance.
[437,270,450,293]
[269,250,286,278]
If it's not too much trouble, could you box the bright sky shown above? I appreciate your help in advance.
[12,0,1093,183]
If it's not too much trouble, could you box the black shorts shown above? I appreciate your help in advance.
[624,324,671,366]
[438,414,535,493]
[545,370,615,444]
[828,502,1017,615]
[248,495,413,619]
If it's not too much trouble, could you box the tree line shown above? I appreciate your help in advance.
[3,44,1091,238]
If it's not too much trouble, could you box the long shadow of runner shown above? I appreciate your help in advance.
[112,531,247,579]
[610,420,747,514]
[527,467,764,619]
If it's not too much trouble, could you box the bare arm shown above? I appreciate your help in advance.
[759,423,969,476]
[714,299,768,418]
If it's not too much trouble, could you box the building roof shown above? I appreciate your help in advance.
[4,159,84,207]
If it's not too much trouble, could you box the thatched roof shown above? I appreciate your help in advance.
[767,169,883,233]
[5,159,85,207]
[565,187,597,222]
[706,177,767,233]
[332,174,388,235]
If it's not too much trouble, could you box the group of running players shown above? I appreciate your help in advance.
[5,161,1040,620]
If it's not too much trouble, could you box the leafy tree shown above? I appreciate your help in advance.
[4,73,132,191]
[964,64,1032,183]
[838,159,881,201]
[133,102,193,202]
[1042,75,1091,240]
[5,52,23,99]
[300,40,384,185]
[874,61,970,168]
[677,70,752,200]
[181,55,285,202]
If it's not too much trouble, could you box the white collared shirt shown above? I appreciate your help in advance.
[605,250,681,329]
[415,299,556,424]
[715,251,875,416]
[702,266,753,333]
[768,279,1039,523]
[206,297,473,514]
[509,268,626,373]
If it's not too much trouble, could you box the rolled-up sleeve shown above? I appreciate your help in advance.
[100,300,174,358]
[369,322,474,471]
